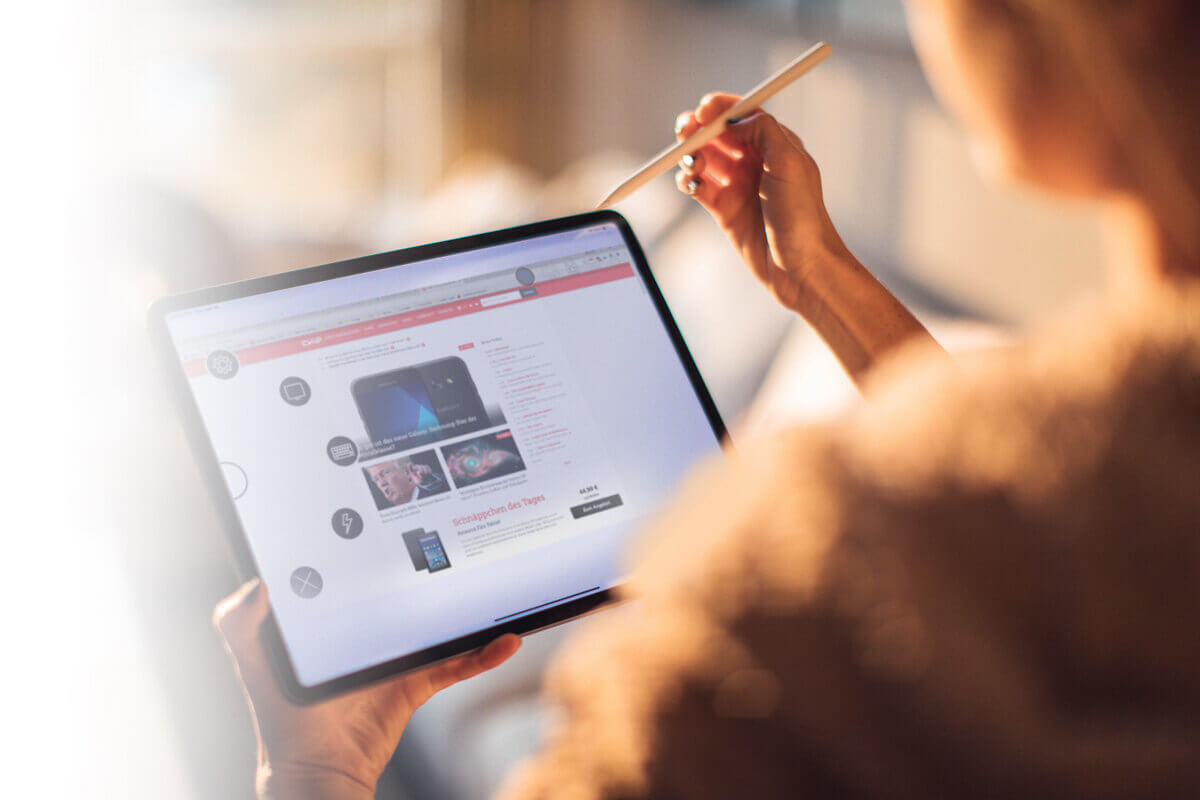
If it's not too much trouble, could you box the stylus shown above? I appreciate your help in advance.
[595,41,832,210]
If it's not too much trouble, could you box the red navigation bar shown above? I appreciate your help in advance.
[184,263,634,377]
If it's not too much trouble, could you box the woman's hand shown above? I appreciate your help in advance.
[675,92,945,387]
[214,579,521,800]
[674,92,854,312]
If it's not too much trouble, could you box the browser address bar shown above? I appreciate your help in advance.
[181,249,626,354]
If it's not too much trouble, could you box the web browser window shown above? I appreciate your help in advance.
[164,221,722,686]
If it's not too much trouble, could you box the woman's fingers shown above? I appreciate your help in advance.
[214,578,285,703]
[674,112,716,206]
[726,112,810,180]
[423,634,522,694]
[696,91,742,123]
[674,102,763,212]
[679,150,704,177]
[676,144,753,214]
[215,579,520,706]
[695,93,757,157]
[676,109,743,156]
[478,633,522,670]
[685,144,747,187]
[676,104,750,167]
[214,578,268,652]
[675,110,701,141]
[675,167,719,206]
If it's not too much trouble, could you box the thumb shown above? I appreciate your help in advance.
[214,578,280,699]
[214,577,269,646]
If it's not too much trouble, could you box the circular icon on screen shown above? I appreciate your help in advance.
[207,350,239,379]
[279,376,311,406]
[290,566,323,598]
[331,508,364,539]
[220,461,248,500]
[515,267,535,286]
[326,436,358,466]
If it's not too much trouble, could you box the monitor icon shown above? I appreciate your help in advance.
[280,376,311,406]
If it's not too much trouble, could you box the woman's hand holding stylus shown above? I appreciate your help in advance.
[674,92,851,313]
[676,93,945,387]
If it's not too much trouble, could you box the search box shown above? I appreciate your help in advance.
[479,290,523,308]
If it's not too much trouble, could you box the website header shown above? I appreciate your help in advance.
[166,223,626,343]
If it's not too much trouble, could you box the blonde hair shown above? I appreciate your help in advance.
[958,0,1200,266]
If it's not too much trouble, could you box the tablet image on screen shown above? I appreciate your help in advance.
[401,527,429,571]
[400,527,451,573]
[154,212,725,701]
[418,531,451,573]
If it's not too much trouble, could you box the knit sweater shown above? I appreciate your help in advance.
[501,285,1200,799]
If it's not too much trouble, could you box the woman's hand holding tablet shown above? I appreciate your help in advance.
[214,579,521,799]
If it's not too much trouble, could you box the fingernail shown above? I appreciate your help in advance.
[675,113,689,134]
[681,154,695,169]
[685,178,701,195]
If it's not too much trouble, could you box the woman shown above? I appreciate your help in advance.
[215,1,1200,797]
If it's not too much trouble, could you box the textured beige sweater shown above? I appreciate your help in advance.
[501,285,1200,799]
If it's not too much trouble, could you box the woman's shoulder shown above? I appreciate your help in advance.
[501,287,1200,800]
[588,285,1200,646]
[842,283,1200,503]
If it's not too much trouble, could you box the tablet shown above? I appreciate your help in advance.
[150,211,726,701]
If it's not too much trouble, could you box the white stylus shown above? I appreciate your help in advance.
[596,42,832,210]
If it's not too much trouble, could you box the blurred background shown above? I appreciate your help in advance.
[20,0,1108,797]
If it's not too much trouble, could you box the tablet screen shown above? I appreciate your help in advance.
[163,220,722,687]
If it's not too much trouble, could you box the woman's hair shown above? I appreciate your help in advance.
[955,0,1200,265]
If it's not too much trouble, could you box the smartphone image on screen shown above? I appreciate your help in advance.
[418,531,451,572]
[352,357,489,450]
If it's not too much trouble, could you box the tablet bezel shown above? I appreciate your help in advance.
[148,210,727,703]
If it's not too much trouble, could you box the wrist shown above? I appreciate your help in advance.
[257,764,376,800]
[779,238,863,317]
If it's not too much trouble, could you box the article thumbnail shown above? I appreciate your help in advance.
[352,356,506,455]
[440,430,526,489]
[363,450,450,510]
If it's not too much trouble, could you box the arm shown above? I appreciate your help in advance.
[675,93,946,391]
[783,244,937,387]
